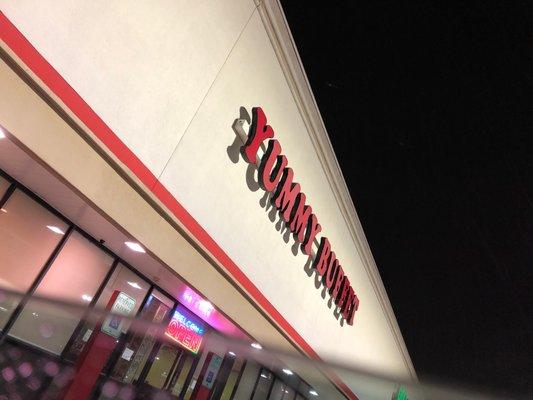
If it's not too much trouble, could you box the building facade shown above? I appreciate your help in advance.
[0,1,416,399]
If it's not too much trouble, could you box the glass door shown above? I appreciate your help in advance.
[97,289,174,399]
[167,350,196,397]
[138,340,197,398]
[135,304,205,398]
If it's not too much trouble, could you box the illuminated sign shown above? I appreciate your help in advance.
[181,289,215,318]
[165,308,205,353]
[241,107,360,325]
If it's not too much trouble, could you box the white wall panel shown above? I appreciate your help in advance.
[0,0,255,176]
[159,12,410,381]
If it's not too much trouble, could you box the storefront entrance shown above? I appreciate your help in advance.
[0,164,317,400]
[95,293,202,399]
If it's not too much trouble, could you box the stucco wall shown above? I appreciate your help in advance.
[0,0,415,394]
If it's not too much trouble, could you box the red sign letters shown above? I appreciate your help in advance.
[242,107,359,325]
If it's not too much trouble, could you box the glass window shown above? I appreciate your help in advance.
[218,356,246,400]
[168,351,195,397]
[297,381,311,399]
[144,344,181,389]
[0,175,11,198]
[141,305,206,395]
[0,190,69,329]
[252,369,274,400]
[231,361,261,399]
[269,378,296,400]
[65,263,149,361]
[9,230,114,354]
[109,289,174,385]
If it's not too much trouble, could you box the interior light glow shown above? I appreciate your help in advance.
[47,225,65,235]
[0,128,5,139]
[81,294,92,302]
[260,374,268,379]
[125,241,145,253]
[251,342,262,350]
[228,351,236,357]
[127,281,142,290]
[282,368,293,375]
[309,389,318,396]
[198,299,214,315]
[181,289,215,318]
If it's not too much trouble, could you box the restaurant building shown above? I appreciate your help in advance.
[0,1,416,399]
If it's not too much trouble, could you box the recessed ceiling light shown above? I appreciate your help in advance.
[228,351,236,357]
[251,342,262,350]
[282,368,293,375]
[47,225,65,235]
[127,281,142,290]
[309,389,318,396]
[81,294,92,302]
[125,241,145,253]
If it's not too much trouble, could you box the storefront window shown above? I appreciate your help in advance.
[252,368,275,400]
[297,381,311,399]
[109,289,174,385]
[145,306,205,392]
[214,355,246,400]
[269,378,296,400]
[168,351,196,397]
[0,190,69,329]
[8,230,114,354]
[65,263,149,361]
[232,361,261,399]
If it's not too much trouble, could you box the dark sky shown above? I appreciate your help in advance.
[280,1,532,397]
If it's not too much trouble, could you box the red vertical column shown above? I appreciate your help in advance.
[62,291,123,400]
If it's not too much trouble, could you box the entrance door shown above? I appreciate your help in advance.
[139,341,197,398]
[96,289,174,399]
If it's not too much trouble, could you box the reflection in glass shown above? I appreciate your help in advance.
[110,290,173,384]
[269,378,296,400]
[65,263,149,361]
[9,231,114,354]
[252,369,274,400]
[218,356,246,400]
[0,190,69,328]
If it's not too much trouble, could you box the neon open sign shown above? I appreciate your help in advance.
[165,309,205,353]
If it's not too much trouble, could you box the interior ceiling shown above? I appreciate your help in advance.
[0,127,247,340]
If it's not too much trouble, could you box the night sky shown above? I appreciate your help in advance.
[280,1,532,397]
